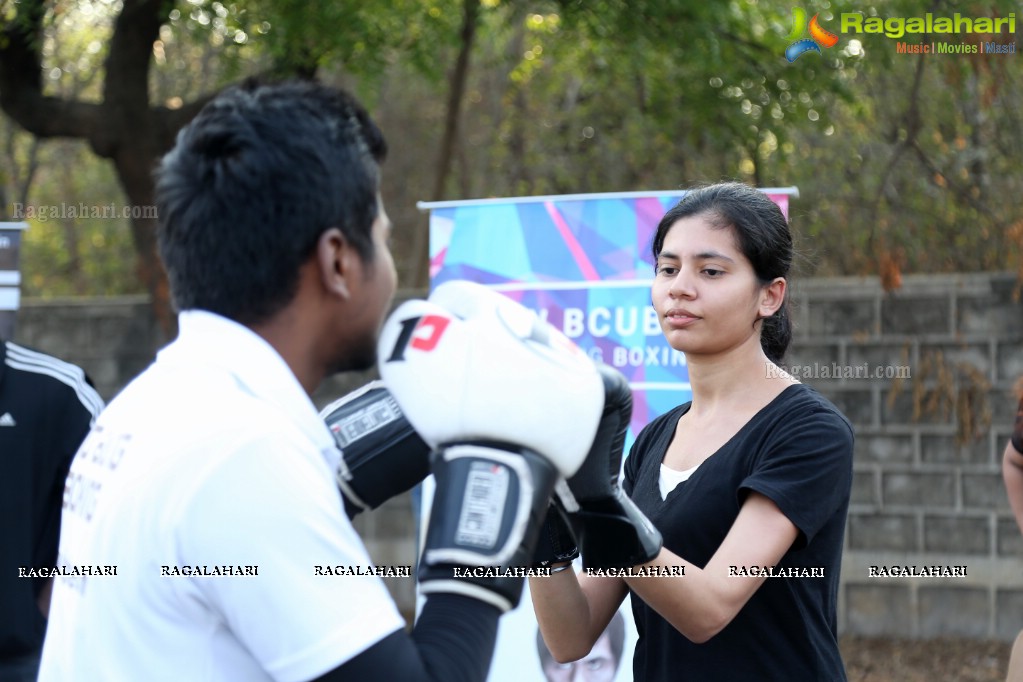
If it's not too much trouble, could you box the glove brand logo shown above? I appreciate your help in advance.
[384,314,451,362]
[785,7,839,62]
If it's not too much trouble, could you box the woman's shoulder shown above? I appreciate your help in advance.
[767,383,855,443]
[777,383,849,418]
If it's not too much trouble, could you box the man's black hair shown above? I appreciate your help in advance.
[155,79,387,325]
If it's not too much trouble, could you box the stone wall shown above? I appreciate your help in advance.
[13,271,1023,637]
[786,272,1023,640]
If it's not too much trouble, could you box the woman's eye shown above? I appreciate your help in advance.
[656,265,678,276]
[702,268,723,277]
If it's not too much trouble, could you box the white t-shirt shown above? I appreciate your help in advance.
[39,311,404,682]
[658,462,701,500]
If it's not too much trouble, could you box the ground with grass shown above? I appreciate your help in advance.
[841,635,1012,681]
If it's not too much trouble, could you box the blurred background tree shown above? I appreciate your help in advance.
[1,0,1020,337]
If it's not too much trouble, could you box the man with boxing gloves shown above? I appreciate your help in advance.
[320,297,663,577]
[38,80,605,682]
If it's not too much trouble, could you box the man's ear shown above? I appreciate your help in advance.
[317,228,356,300]
[758,277,787,318]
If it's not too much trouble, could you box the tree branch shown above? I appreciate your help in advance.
[0,0,105,140]
[102,0,169,116]
[865,49,927,259]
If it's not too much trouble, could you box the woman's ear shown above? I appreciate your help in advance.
[317,227,354,300]
[759,277,787,318]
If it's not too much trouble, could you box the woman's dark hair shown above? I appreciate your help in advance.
[651,182,793,362]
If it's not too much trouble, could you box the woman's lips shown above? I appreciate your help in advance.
[664,309,700,329]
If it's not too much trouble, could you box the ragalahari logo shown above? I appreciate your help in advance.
[785,7,839,62]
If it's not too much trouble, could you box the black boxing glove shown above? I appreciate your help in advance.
[320,381,430,519]
[557,363,663,569]
[418,442,559,612]
[531,490,580,568]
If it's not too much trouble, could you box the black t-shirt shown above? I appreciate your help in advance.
[623,383,853,681]
[0,341,102,657]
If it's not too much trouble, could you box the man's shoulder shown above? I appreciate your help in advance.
[4,340,84,376]
[1,341,103,417]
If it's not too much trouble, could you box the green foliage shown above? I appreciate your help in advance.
[785,0,1023,275]
[14,137,141,297]
[3,0,1022,296]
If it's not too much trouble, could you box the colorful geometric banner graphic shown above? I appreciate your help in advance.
[421,188,797,446]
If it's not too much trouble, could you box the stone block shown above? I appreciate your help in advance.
[997,518,1023,557]
[995,590,1023,641]
[881,295,950,335]
[922,514,990,554]
[855,434,914,464]
[996,341,1023,383]
[918,587,989,637]
[846,342,914,380]
[782,342,840,370]
[918,342,991,379]
[817,388,874,427]
[113,354,155,400]
[958,292,1023,336]
[845,583,913,636]
[773,343,838,376]
[851,470,877,506]
[88,357,124,402]
[882,389,954,426]
[808,299,876,337]
[848,513,917,552]
[17,308,91,357]
[992,386,1020,424]
[882,471,956,508]
[962,472,1011,512]
[791,295,811,339]
[920,434,991,466]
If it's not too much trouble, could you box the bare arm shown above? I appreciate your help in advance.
[528,568,629,663]
[1005,395,1023,536]
[624,491,798,643]
[530,491,798,654]
[1005,442,1023,535]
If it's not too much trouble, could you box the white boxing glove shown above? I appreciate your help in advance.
[377,281,605,611]
[377,281,604,479]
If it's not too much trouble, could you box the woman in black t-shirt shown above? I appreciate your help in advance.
[530,182,854,681]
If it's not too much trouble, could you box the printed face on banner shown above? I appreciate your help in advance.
[426,192,792,446]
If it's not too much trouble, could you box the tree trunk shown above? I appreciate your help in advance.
[411,0,480,289]
[0,0,221,340]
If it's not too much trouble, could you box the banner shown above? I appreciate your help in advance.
[416,188,798,682]
[0,222,29,341]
